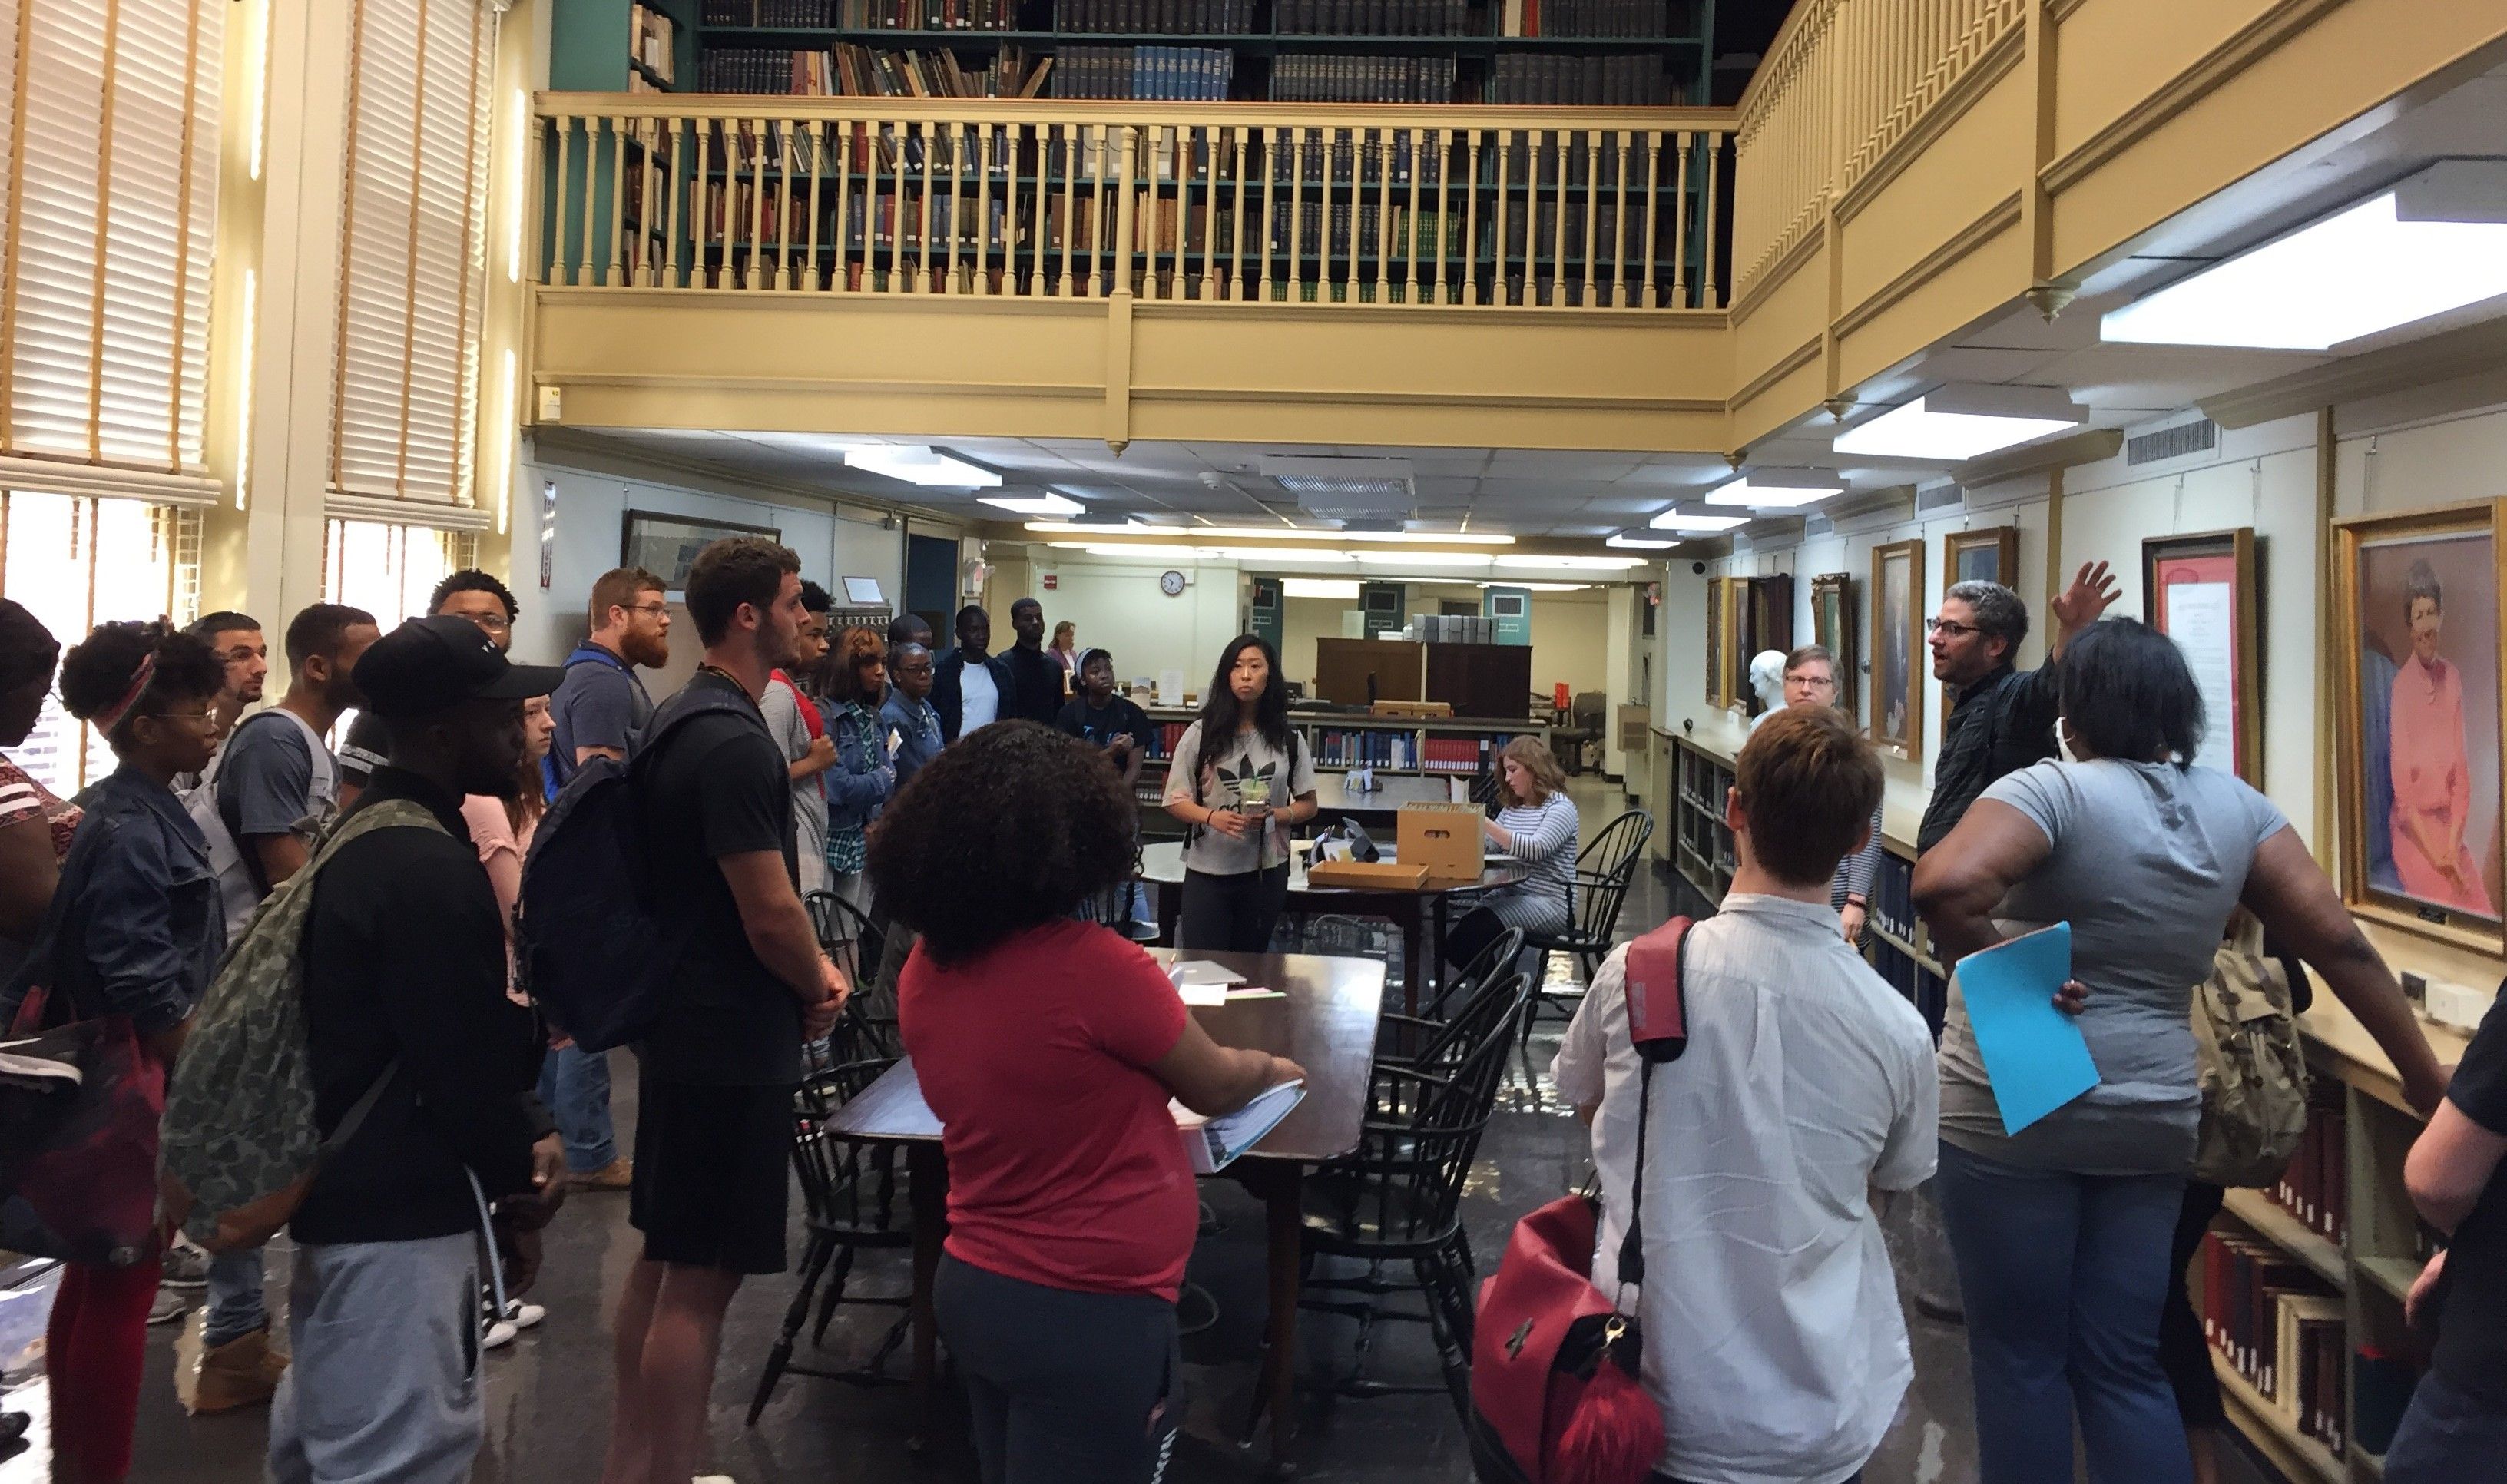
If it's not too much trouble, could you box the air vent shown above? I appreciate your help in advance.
[1803,515,1834,537]
[2126,419,2217,466]
[1915,484,1964,515]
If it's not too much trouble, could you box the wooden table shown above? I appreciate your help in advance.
[1308,771,1469,826]
[1138,839,1528,1015]
[822,948,1387,1473]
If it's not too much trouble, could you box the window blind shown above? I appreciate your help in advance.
[331,0,494,508]
[0,0,222,477]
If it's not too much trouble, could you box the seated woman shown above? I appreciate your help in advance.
[1915,618,2447,1484]
[871,720,1303,1484]
[1446,737,1580,979]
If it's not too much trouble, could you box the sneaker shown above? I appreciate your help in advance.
[567,1156,634,1191]
[503,1300,546,1331]
[483,1318,519,1351]
[147,1284,194,1326]
[159,1242,210,1287]
[192,1327,284,1413]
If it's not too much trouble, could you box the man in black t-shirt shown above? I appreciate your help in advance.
[603,537,846,1484]
[1055,647,1155,794]
[2394,991,2507,1481]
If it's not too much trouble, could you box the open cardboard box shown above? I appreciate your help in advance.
[1306,859,1431,891]
[1399,802,1485,883]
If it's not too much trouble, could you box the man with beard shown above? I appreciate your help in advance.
[339,570,524,804]
[548,566,671,793]
[601,538,845,1484]
[190,611,270,747]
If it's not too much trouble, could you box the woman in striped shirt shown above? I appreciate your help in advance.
[1445,737,1581,982]
[1751,644,1883,942]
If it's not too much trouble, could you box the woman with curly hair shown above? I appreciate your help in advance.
[1161,634,1319,952]
[817,627,896,910]
[6,620,225,1484]
[873,721,1302,1484]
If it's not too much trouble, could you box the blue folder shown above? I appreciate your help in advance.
[1955,922,2099,1135]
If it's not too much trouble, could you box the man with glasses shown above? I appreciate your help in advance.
[1752,644,1883,943]
[548,566,671,794]
[339,571,524,803]
[1914,564,2119,853]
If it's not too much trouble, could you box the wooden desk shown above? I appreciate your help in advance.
[1137,840,1528,1014]
[1308,772,1467,826]
[823,948,1389,1472]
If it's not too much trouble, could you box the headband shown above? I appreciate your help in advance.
[91,651,157,736]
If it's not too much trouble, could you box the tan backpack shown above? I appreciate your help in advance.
[2190,926,2310,1189]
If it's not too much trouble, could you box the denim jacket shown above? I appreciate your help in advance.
[879,690,943,788]
[5,765,224,1036]
[823,701,896,836]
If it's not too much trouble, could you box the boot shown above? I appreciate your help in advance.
[192,1327,286,1413]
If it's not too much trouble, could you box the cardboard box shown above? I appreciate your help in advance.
[1370,699,1453,718]
[1399,802,1484,883]
[1306,859,1430,892]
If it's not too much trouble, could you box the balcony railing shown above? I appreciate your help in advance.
[532,98,1734,311]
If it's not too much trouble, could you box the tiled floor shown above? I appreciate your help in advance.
[2,776,2276,1484]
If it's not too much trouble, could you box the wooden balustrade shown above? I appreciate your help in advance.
[533,97,1732,311]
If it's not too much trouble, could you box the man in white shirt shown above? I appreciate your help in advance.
[932,604,1013,743]
[1553,704,1939,1484]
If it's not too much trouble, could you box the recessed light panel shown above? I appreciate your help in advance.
[1833,386,2085,461]
[844,447,1002,488]
[1703,472,1846,508]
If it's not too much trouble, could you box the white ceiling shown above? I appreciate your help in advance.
[565,63,2507,542]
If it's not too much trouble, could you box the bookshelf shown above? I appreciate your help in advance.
[689,0,1717,104]
[1136,704,1535,780]
[555,0,698,94]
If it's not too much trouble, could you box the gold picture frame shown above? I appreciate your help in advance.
[1704,575,1727,706]
[1812,572,1856,716]
[2333,499,2507,952]
[1870,538,1925,760]
[1943,525,2020,589]
[2141,527,2262,787]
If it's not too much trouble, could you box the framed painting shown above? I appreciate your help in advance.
[2333,499,2507,951]
[621,510,782,597]
[2142,528,2262,786]
[1870,539,1924,760]
[1704,576,1727,706]
[1945,525,2020,589]
[1812,572,1856,715]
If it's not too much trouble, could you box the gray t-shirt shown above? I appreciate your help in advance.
[760,677,829,896]
[215,710,339,895]
[1164,720,1316,876]
[548,650,653,786]
[1938,757,2289,1174]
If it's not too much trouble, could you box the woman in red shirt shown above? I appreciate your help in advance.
[872,720,1300,1484]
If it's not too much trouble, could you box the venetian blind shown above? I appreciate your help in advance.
[0,0,222,476]
[330,0,494,507]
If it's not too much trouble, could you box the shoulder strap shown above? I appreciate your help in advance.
[1616,915,1694,1290]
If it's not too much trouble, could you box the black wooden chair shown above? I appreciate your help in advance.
[807,890,899,1063]
[747,1060,916,1423]
[1297,970,1528,1417]
[1519,810,1654,1044]
[1378,926,1523,1072]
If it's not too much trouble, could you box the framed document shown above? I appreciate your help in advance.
[1870,539,1925,760]
[2142,528,2260,785]
[621,510,782,596]
[2333,499,2507,951]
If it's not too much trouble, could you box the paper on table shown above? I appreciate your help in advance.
[1169,1081,1306,1173]
[1952,922,2099,1135]
[1177,983,1230,1008]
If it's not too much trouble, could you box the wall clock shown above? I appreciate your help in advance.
[1159,569,1187,597]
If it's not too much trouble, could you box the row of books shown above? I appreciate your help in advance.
[697,43,1053,94]
[700,0,1020,24]
[1420,733,1518,773]
[2200,1229,2346,1454]
[1051,45,1238,98]
[1866,939,1948,1040]
[2267,1093,2350,1245]
[1485,51,1679,104]
[1503,0,1681,36]
[1866,852,1916,949]
[632,2,680,84]
[1273,55,1459,102]
[1310,727,1417,769]
[1061,0,1256,30]
[1276,0,1476,32]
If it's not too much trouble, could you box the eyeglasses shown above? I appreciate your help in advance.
[1786,674,1837,690]
[470,614,512,634]
[627,603,669,618]
[1925,618,1984,639]
[140,709,218,728]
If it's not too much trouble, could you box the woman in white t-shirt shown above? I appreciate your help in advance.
[1162,635,1318,952]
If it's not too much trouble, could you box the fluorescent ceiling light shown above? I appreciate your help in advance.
[1022,522,1509,546]
[979,492,1085,517]
[1216,548,1353,562]
[1647,508,1749,533]
[2101,171,2507,351]
[1606,533,1679,549]
[1477,581,1591,592]
[1357,551,1492,568]
[1832,385,2086,461]
[1282,578,1361,599]
[843,446,1002,489]
[1494,555,1645,571]
[1704,471,1846,508]
[1030,520,1187,537]
[1068,544,1203,559]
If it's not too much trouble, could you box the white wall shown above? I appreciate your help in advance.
[1028,555,1249,694]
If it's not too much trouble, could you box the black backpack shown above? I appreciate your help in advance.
[518,681,762,1052]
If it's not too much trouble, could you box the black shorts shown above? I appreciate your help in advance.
[628,1071,796,1276]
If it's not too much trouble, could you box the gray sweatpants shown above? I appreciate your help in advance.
[268,1234,484,1484]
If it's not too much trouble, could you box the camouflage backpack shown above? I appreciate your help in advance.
[158,799,444,1251]
[2190,932,2310,1189]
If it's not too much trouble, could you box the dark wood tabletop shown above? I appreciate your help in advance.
[1134,839,1530,899]
[823,947,1388,1165]
[1311,773,1468,813]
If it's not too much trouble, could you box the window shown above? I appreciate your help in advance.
[0,0,223,475]
[330,0,495,508]
[323,518,473,627]
[1,491,203,794]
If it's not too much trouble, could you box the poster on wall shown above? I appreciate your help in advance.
[2142,528,2261,784]
[621,510,783,597]
[2334,500,2506,950]
[1870,539,1924,760]
[1812,572,1856,716]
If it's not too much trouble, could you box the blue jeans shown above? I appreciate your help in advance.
[204,1247,267,1348]
[536,1044,618,1174]
[1933,1140,2192,1484]
[2385,1371,2507,1484]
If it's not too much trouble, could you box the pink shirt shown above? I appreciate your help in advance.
[2388,654,2492,913]
[461,794,538,989]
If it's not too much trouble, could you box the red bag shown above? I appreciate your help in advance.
[1471,917,1693,1484]
[0,985,166,1266]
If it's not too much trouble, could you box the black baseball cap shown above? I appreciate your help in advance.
[353,615,565,719]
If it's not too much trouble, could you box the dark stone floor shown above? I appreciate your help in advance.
[1,777,2277,1483]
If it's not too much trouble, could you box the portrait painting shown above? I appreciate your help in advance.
[1704,576,1727,706]
[1945,526,2019,589]
[1870,539,1923,759]
[2336,502,2505,946]
[1813,572,1856,715]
